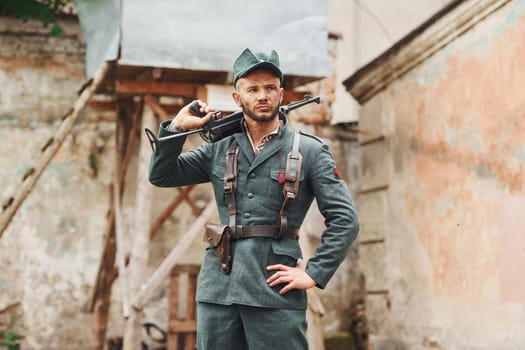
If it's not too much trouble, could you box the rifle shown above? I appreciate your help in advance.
[144,95,321,153]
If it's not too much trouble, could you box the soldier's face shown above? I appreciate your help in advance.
[233,70,283,123]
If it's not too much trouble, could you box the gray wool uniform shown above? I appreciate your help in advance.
[149,114,359,349]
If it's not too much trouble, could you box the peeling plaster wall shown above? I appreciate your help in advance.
[0,17,211,348]
[359,1,525,349]
[0,15,116,348]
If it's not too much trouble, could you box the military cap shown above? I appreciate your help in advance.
[233,48,283,87]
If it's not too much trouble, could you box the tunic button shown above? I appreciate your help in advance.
[247,193,254,199]
[244,212,251,218]
[250,173,256,178]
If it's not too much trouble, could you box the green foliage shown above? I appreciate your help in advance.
[0,0,70,37]
[0,330,23,350]
[0,310,24,350]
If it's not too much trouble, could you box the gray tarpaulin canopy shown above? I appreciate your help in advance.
[74,0,329,89]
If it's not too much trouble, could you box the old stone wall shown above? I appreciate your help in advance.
[0,14,114,348]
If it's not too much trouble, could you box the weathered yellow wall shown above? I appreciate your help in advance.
[359,1,525,348]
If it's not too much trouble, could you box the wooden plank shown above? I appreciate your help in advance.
[89,100,117,110]
[132,201,216,310]
[91,197,117,350]
[90,187,117,312]
[113,126,130,319]
[116,80,199,97]
[119,99,142,196]
[89,99,183,116]
[145,94,170,120]
[184,334,196,350]
[167,331,179,350]
[186,272,198,320]
[0,62,110,236]
[283,90,312,104]
[149,186,196,239]
[158,104,183,115]
[92,98,136,348]
[171,264,201,274]
[184,271,198,350]
[169,320,198,333]
[167,265,200,350]
[167,273,180,350]
[123,103,157,349]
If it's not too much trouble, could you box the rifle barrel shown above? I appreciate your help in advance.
[281,95,321,114]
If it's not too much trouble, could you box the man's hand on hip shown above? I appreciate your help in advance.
[266,259,316,295]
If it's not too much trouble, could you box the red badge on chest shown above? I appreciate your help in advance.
[333,167,340,178]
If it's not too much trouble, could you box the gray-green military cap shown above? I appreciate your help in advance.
[233,48,283,87]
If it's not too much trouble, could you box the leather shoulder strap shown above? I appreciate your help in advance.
[224,141,239,233]
[277,132,302,238]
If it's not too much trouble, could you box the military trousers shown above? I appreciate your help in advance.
[197,302,308,350]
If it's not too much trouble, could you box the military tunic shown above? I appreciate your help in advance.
[149,115,359,311]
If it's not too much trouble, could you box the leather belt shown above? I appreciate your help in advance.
[230,225,298,240]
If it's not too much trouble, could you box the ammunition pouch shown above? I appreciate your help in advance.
[204,223,231,273]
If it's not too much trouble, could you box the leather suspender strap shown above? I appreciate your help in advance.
[222,133,302,240]
[224,142,239,233]
[277,132,302,239]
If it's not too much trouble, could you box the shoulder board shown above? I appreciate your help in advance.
[299,131,324,144]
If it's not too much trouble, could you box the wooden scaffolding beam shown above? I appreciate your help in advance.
[132,200,216,311]
[91,96,141,349]
[0,62,110,237]
[122,99,157,349]
[90,86,207,348]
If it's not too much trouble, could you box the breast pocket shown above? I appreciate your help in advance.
[267,169,286,203]
[269,166,305,200]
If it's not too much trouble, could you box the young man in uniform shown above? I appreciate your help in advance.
[149,48,359,349]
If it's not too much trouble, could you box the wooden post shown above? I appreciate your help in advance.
[0,62,110,237]
[122,100,156,349]
[113,97,140,319]
[91,97,141,349]
[113,143,130,318]
[184,268,199,350]
[167,264,200,350]
[167,271,181,350]
[91,185,118,350]
[132,200,216,310]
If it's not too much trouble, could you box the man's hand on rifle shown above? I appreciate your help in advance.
[168,100,215,132]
